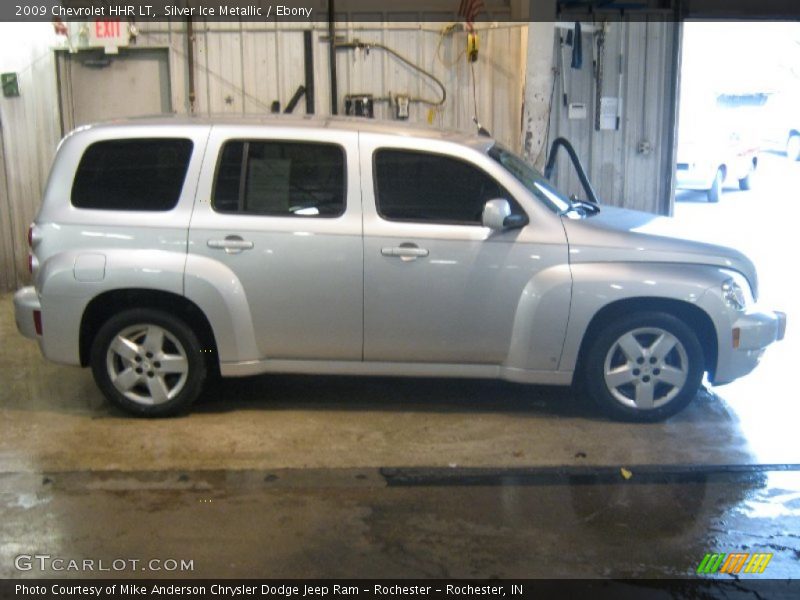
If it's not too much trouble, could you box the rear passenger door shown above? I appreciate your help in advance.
[188,126,363,361]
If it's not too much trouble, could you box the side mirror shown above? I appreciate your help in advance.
[482,199,528,231]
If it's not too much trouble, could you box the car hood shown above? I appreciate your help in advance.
[561,205,759,297]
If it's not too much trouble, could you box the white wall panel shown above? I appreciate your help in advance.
[0,19,528,290]
[548,21,679,214]
[0,17,680,291]
[137,20,526,149]
[0,24,62,290]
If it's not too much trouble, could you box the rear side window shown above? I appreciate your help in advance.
[71,138,193,211]
[374,149,520,225]
[212,140,346,217]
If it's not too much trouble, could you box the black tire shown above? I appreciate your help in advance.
[707,168,724,203]
[581,312,704,422]
[738,172,754,191]
[787,134,800,162]
[738,161,756,191]
[90,308,206,417]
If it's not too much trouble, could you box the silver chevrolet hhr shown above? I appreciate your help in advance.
[13,116,786,421]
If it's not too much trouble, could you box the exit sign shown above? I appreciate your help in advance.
[88,20,128,49]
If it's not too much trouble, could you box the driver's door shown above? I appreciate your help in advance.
[360,135,552,365]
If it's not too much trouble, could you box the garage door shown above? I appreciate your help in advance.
[57,48,172,132]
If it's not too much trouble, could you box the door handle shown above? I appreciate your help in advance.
[381,244,429,262]
[207,235,254,254]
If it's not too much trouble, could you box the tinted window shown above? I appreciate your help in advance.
[488,145,571,213]
[71,139,193,211]
[374,149,520,225]
[212,141,345,217]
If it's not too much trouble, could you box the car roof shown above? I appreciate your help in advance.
[77,114,497,152]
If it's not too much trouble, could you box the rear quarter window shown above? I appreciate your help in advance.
[71,138,194,211]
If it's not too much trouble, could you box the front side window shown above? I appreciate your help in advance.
[212,140,345,217]
[374,149,522,225]
[71,138,193,211]
[488,144,572,213]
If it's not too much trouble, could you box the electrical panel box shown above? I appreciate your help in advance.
[345,94,374,118]
[568,102,587,120]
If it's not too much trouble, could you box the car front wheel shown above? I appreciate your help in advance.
[707,168,724,203]
[90,308,206,417]
[583,312,705,422]
[738,166,755,191]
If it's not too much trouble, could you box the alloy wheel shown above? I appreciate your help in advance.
[105,323,190,406]
[602,327,689,410]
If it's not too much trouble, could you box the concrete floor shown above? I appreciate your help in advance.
[1,152,798,581]
[2,468,800,579]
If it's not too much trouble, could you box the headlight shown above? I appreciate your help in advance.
[721,271,752,311]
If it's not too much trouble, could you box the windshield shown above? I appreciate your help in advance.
[488,145,572,214]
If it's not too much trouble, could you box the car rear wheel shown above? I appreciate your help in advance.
[90,308,206,417]
[787,134,800,162]
[707,168,724,203]
[582,312,704,422]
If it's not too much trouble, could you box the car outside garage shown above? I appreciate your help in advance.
[0,1,798,597]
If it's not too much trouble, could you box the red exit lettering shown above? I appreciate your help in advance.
[95,20,121,39]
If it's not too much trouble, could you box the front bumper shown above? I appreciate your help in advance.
[712,308,787,385]
[13,286,41,340]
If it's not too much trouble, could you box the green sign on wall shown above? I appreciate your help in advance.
[1,73,19,97]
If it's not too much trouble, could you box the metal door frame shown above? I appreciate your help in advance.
[55,47,173,135]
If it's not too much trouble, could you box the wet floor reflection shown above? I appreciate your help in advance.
[2,467,799,578]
